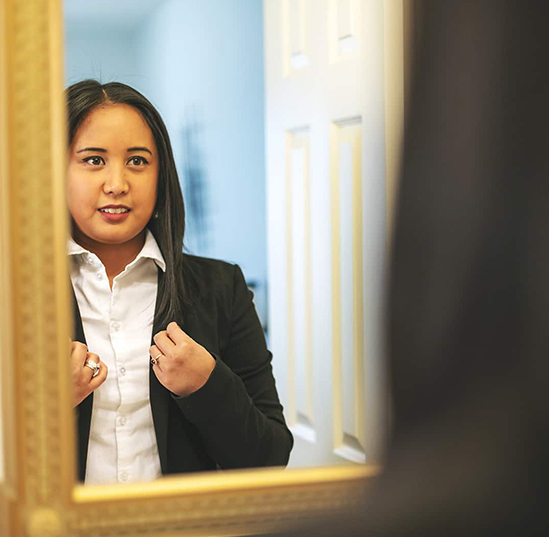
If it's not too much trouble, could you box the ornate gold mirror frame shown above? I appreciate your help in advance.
[0,1,409,535]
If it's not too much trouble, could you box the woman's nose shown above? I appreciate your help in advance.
[103,165,128,195]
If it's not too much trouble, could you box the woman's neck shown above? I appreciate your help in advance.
[73,230,147,288]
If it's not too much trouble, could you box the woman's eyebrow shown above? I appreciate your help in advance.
[76,147,107,153]
[127,146,152,154]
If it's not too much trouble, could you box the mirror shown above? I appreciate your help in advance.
[63,0,402,483]
[0,0,406,534]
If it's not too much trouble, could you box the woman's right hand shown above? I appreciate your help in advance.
[71,341,108,407]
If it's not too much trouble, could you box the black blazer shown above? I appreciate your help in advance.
[74,255,293,481]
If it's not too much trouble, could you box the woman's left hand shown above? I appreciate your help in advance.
[149,321,215,397]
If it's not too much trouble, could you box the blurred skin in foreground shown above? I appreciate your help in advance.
[268,1,549,535]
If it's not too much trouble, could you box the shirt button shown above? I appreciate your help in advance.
[96,273,103,281]
[119,416,127,426]
[119,367,126,376]
[112,322,120,331]
[119,472,129,482]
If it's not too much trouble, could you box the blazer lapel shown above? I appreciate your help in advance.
[148,268,173,475]
[73,288,93,482]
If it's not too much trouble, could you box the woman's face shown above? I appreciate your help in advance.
[67,103,159,249]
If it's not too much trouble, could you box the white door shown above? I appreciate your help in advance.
[265,0,406,468]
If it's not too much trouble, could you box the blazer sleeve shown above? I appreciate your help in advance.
[171,263,293,469]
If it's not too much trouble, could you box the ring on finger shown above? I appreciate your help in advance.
[84,359,101,378]
[150,354,162,366]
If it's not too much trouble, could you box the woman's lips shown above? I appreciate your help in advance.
[98,209,131,223]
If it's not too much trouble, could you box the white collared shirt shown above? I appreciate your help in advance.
[68,230,165,485]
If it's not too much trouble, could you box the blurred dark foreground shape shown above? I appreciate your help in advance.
[268,1,549,535]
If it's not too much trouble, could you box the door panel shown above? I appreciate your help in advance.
[265,0,403,468]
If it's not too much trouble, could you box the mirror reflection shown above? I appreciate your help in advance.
[65,0,389,484]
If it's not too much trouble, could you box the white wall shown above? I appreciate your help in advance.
[64,0,268,325]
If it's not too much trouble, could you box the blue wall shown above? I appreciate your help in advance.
[65,27,142,87]
[65,0,268,326]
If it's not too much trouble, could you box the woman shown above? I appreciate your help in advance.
[67,80,292,485]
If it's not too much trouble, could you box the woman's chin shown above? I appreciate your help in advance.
[77,227,146,248]
[96,231,145,246]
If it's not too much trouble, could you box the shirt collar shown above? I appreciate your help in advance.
[67,229,166,273]
[139,229,166,272]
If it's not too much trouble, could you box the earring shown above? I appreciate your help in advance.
[153,211,160,219]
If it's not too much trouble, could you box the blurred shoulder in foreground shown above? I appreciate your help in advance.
[266,1,549,535]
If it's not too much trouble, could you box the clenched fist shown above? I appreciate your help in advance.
[71,341,108,407]
[149,322,215,397]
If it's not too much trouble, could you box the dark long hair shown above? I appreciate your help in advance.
[66,79,197,329]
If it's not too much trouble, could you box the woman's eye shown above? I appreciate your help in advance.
[83,156,105,166]
[128,156,148,166]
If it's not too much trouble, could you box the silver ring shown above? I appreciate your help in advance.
[151,354,162,366]
[84,359,100,377]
